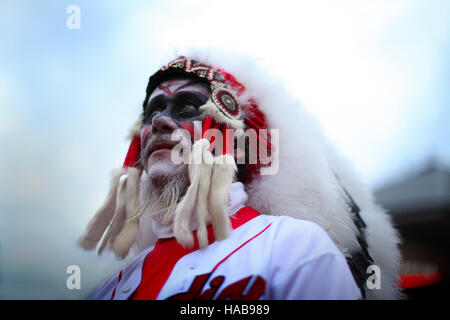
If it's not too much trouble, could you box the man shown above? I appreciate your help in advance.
[79,54,402,299]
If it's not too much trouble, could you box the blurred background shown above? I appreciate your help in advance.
[0,0,448,299]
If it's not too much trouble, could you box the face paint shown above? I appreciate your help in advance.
[151,79,210,98]
[143,79,210,128]
[140,78,211,176]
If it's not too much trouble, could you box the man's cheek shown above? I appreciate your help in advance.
[140,125,152,145]
[179,121,195,141]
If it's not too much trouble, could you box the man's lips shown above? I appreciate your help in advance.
[148,141,178,156]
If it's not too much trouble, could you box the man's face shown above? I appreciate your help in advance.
[140,78,211,185]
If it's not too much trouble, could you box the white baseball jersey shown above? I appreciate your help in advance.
[90,205,361,300]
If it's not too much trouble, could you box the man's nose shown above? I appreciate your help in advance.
[151,115,178,134]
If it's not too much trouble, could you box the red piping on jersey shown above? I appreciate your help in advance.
[110,270,123,300]
[130,206,261,300]
[211,222,272,274]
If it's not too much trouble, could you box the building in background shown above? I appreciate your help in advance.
[375,160,450,299]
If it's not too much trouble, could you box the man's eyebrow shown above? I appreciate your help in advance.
[146,94,164,110]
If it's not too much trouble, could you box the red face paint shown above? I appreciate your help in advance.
[149,79,210,101]
[179,121,195,141]
[140,125,153,146]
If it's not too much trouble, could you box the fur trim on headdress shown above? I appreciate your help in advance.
[173,139,208,248]
[97,174,128,255]
[111,167,141,259]
[79,112,144,259]
[79,166,142,260]
[77,168,126,250]
[194,143,214,248]
[208,154,235,241]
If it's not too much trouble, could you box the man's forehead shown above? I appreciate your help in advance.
[149,78,210,101]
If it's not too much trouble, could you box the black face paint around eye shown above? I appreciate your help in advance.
[144,90,209,125]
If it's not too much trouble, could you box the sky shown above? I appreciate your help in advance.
[0,0,449,299]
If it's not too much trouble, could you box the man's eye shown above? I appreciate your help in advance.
[152,110,162,117]
[146,110,159,120]
[180,104,197,114]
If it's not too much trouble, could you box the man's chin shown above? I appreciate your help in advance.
[146,159,187,187]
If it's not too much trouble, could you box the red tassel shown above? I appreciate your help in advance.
[123,136,141,168]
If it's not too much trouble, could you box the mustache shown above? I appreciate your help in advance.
[140,134,174,163]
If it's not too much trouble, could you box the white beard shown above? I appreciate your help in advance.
[132,168,189,252]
